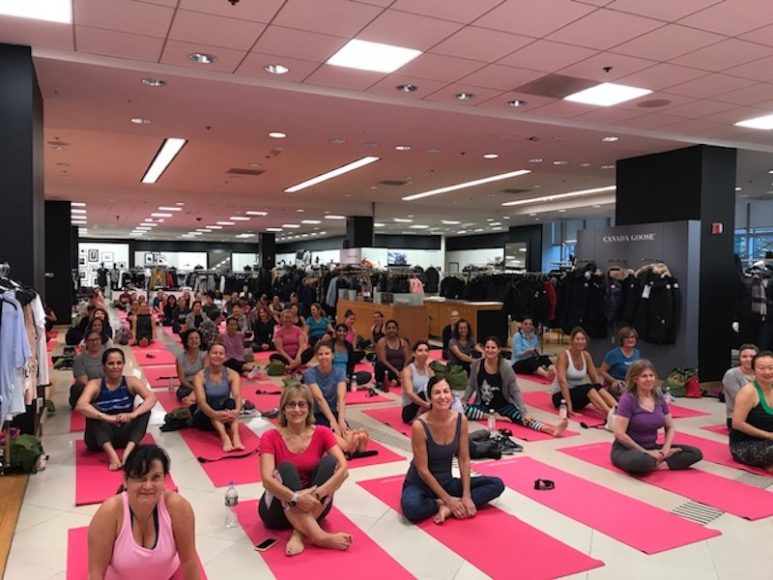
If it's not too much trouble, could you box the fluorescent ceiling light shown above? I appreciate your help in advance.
[442,220,461,225]
[141,138,187,184]
[230,216,250,221]
[266,228,283,232]
[71,221,87,225]
[374,222,385,227]
[735,113,773,130]
[403,169,531,201]
[301,219,321,225]
[284,156,380,193]
[236,233,256,238]
[327,39,421,74]
[393,218,413,223]
[410,225,430,229]
[71,209,87,214]
[282,224,301,229]
[151,213,173,218]
[245,211,268,216]
[206,225,223,229]
[564,82,651,107]
[217,221,235,226]
[324,215,346,220]
[71,202,86,207]
[196,229,211,232]
[158,206,182,211]
[0,0,71,23]
[502,185,616,207]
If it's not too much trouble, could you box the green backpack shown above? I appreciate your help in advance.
[662,368,697,398]
[267,360,287,376]
[10,434,45,473]
[429,360,448,377]
[446,364,468,391]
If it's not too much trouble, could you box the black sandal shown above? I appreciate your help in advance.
[534,478,555,490]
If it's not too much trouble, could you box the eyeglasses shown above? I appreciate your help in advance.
[284,400,309,409]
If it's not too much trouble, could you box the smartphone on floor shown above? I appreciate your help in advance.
[254,538,278,552]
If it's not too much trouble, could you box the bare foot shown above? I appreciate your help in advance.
[222,440,234,453]
[553,418,569,437]
[108,459,122,471]
[285,530,305,557]
[314,532,352,551]
[232,439,245,451]
[654,462,669,471]
[433,504,452,525]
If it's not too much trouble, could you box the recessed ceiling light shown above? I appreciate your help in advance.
[0,0,71,23]
[428,148,442,154]
[176,202,185,206]
[301,219,321,224]
[483,154,499,160]
[601,164,615,169]
[396,83,418,92]
[236,233,256,238]
[216,221,235,226]
[490,222,501,226]
[735,187,742,191]
[268,131,286,139]
[135,226,151,230]
[501,185,616,207]
[457,230,468,234]
[188,52,217,64]
[230,216,250,221]
[206,225,223,229]
[296,209,304,213]
[601,136,619,142]
[324,215,346,220]
[319,231,328,235]
[245,211,268,216]
[558,209,567,213]
[409,225,430,229]
[71,220,87,225]
[508,99,527,107]
[592,204,601,208]
[282,224,301,229]
[564,82,651,107]
[553,160,568,165]
[327,39,422,73]
[580,162,591,167]
[284,156,380,193]
[131,117,151,125]
[393,218,413,223]
[151,213,173,218]
[141,77,166,87]
[442,220,461,225]
[455,92,475,101]
[158,206,182,211]
[736,113,773,130]
[529,158,543,163]
[196,229,211,232]
[374,222,385,227]
[71,209,87,214]
[71,202,86,207]
[403,169,530,202]
[264,64,289,75]
[394,145,411,151]
[141,137,187,184]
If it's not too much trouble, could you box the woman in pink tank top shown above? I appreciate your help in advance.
[88,445,199,579]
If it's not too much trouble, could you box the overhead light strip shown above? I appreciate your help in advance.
[402,169,531,201]
[0,0,72,23]
[501,185,616,207]
[141,137,187,184]
[284,156,380,193]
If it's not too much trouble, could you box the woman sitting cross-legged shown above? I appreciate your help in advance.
[258,382,352,556]
[510,316,555,380]
[611,359,703,474]
[462,336,568,437]
[730,350,773,473]
[401,340,434,424]
[303,341,369,455]
[191,342,244,452]
[88,444,199,580]
[401,376,504,524]
[76,348,158,471]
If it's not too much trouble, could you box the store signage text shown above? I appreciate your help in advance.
[602,233,656,243]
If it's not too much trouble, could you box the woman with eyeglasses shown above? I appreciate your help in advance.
[259,383,352,556]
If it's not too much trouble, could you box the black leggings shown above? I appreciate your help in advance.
[611,440,703,474]
[270,348,315,367]
[552,384,598,410]
[402,392,428,423]
[258,456,337,530]
[192,398,236,431]
[374,362,402,383]
[84,410,150,451]
[224,359,245,374]
[513,355,552,375]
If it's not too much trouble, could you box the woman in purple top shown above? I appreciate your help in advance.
[221,317,259,376]
[611,359,702,474]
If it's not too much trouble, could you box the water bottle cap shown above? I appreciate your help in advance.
[228,481,235,486]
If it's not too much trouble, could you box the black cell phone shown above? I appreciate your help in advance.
[254,538,278,552]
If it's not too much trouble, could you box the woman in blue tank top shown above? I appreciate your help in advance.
[401,376,504,523]
[75,348,157,471]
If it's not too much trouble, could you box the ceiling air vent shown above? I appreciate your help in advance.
[513,74,596,99]
[227,168,265,176]
[379,179,411,186]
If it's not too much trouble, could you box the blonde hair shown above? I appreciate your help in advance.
[278,382,314,428]
[623,359,661,403]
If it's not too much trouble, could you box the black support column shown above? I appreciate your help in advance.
[45,201,74,322]
[259,233,275,269]
[0,44,45,290]
[616,144,736,381]
[345,216,374,248]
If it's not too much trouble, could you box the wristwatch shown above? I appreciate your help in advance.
[288,492,299,508]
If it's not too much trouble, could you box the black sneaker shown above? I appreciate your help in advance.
[498,437,523,454]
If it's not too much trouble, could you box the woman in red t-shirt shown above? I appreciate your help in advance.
[259,383,351,556]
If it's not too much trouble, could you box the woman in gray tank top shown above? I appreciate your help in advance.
[401,340,434,424]
[401,376,504,524]
[176,329,207,391]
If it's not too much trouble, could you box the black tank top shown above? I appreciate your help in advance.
[405,413,462,487]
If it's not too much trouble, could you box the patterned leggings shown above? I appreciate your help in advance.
[730,440,773,468]
[464,403,546,432]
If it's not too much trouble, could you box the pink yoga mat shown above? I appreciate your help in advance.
[475,457,721,554]
[132,348,177,366]
[362,406,411,437]
[47,340,56,352]
[428,349,447,362]
[234,500,412,579]
[477,418,579,442]
[359,475,604,579]
[346,388,390,405]
[671,432,771,478]
[559,442,773,520]
[516,373,553,385]
[701,424,730,436]
[142,365,178,388]
[70,411,85,432]
[176,424,262,487]
[75,435,177,506]
[346,440,405,468]
[66,527,207,580]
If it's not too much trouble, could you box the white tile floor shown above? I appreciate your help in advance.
[6,325,772,580]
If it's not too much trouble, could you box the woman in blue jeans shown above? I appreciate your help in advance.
[401,376,504,524]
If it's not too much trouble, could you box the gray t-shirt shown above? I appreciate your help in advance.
[722,367,752,420]
[72,352,104,382]
[177,350,206,383]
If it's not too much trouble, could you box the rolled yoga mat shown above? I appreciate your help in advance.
[358,474,604,580]
[475,456,721,554]
[558,441,773,521]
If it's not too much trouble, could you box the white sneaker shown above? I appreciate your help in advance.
[605,408,616,432]
[246,366,261,380]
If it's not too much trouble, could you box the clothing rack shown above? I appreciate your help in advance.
[1,262,12,473]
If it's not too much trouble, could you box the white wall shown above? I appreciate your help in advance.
[445,248,504,272]
[232,253,258,271]
[736,198,773,229]
[278,247,443,269]
[79,242,129,286]
[133,251,207,270]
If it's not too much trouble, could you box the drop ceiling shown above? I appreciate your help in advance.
[4,0,773,243]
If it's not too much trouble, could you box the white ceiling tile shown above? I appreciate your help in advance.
[253,26,348,63]
[76,26,164,63]
[611,24,724,62]
[398,53,485,83]
[0,17,74,51]
[573,107,646,124]
[606,0,725,21]
[461,64,544,91]
[498,40,598,73]
[672,39,772,73]
[390,0,504,24]
[527,99,594,119]
[713,82,773,106]
[366,75,450,99]
[273,0,384,37]
[179,0,285,22]
[705,105,771,125]
[679,0,773,36]
[474,0,596,38]
[740,23,773,48]
[236,53,321,82]
[303,64,385,91]
[422,84,505,106]
[559,52,657,82]
[620,112,686,129]
[169,10,266,51]
[74,0,174,38]
[358,9,462,50]
[477,91,556,112]
[431,26,533,62]
[547,9,664,50]
[663,118,727,137]
[667,73,756,98]
[724,56,773,83]
[653,98,735,119]
[616,63,708,91]
[160,40,247,73]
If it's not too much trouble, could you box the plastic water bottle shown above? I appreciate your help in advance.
[663,386,672,405]
[487,409,496,433]
[559,399,568,419]
[167,376,175,394]
[224,482,238,528]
